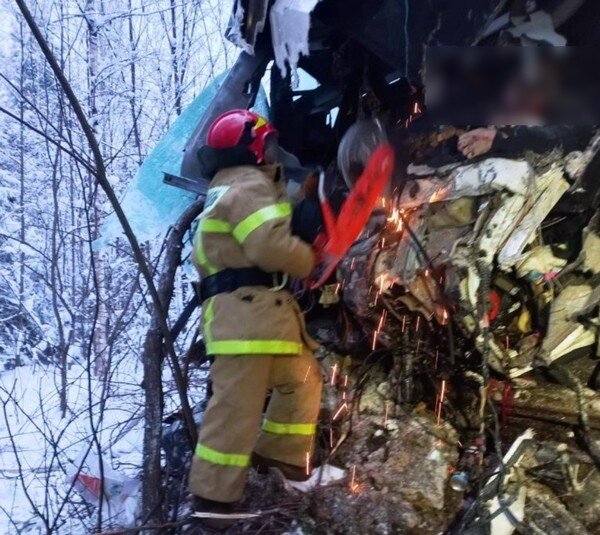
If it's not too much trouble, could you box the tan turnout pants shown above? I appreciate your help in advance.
[189,347,322,502]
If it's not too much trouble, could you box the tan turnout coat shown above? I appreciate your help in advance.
[193,164,317,355]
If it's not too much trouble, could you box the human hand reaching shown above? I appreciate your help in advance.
[457,127,497,159]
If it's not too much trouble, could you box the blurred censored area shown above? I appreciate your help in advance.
[424,46,600,125]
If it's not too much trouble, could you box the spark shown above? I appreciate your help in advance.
[330,428,334,448]
[333,402,349,421]
[303,365,312,383]
[505,334,510,350]
[401,315,407,333]
[435,350,440,369]
[344,375,349,387]
[350,465,357,491]
[334,283,341,294]
[372,330,378,351]
[436,380,447,426]
[330,363,339,385]
[441,308,449,325]
[305,452,311,476]
[415,316,421,332]
[384,402,389,428]
[350,258,356,269]
[381,237,386,248]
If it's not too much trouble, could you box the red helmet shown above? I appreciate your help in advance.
[206,109,277,164]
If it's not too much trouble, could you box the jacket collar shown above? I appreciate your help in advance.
[260,164,284,183]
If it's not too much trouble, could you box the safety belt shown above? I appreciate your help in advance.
[199,267,287,302]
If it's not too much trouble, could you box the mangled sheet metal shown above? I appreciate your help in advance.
[340,136,600,378]
[226,0,270,55]
[270,0,321,86]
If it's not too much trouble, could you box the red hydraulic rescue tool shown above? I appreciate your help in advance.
[309,144,395,289]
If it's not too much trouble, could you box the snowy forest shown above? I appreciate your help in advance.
[0,1,233,532]
[3,0,600,534]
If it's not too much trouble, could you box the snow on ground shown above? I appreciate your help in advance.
[0,360,146,534]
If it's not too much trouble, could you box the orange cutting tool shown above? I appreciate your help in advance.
[308,144,395,289]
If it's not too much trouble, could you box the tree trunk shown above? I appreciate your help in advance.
[84,0,109,378]
[141,199,203,526]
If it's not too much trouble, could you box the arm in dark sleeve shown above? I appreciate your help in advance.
[491,126,596,157]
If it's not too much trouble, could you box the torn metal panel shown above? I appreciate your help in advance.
[225,0,270,55]
[540,284,597,364]
[581,213,600,275]
[475,191,527,265]
[498,165,570,269]
[270,0,321,87]
[399,159,533,209]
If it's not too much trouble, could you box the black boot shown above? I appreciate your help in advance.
[251,452,311,482]
[189,496,242,532]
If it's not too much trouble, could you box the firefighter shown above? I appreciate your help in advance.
[188,109,323,529]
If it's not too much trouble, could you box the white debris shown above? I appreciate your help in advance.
[270,0,321,87]
[286,464,346,492]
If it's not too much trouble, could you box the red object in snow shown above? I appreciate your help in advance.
[77,473,103,498]
[309,145,395,288]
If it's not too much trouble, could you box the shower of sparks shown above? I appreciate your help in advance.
[303,365,312,383]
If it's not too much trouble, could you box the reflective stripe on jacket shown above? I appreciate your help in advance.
[193,164,316,355]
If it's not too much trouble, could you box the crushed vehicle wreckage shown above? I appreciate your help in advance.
[333,130,600,534]
[138,0,600,533]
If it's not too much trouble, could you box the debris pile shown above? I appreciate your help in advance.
[324,132,600,533]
